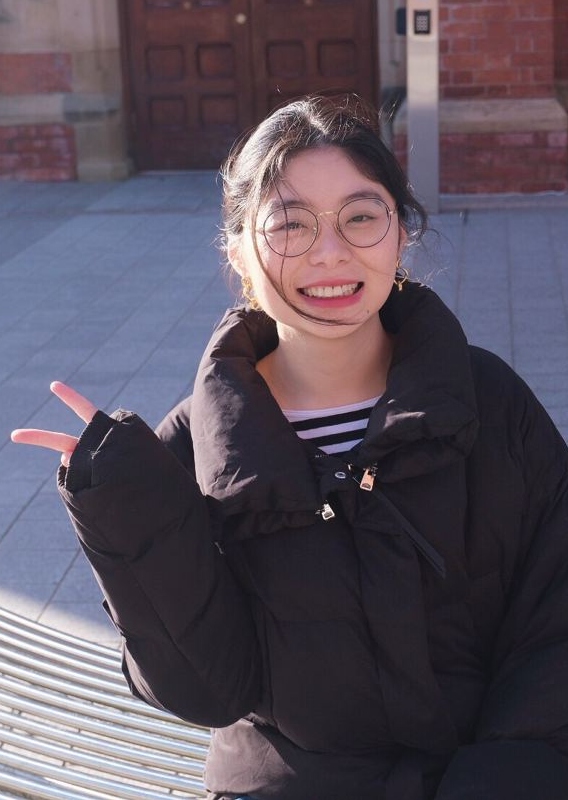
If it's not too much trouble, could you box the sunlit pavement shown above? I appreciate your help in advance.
[1,175,567,645]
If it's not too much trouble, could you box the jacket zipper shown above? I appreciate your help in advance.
[312,451,336,521]
[317,502,336,521]
[349,463,446,578]
[360,464,377,491]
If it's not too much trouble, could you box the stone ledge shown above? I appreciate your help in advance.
[0,94,64,125]
[63,92,121,122]
[0,92,121,124]
[394,96,568,135]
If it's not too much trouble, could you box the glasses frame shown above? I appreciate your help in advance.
[260,197,397,258]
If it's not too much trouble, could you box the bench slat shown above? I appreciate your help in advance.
[0,684,209,754]
[0,708,203,773]
[0,608,119,662]
[0,751,206,799]
[0,607,209,799]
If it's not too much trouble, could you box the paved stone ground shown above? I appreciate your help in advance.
[0,174,567,647]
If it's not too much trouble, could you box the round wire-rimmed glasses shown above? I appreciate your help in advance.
[261,197,397,258]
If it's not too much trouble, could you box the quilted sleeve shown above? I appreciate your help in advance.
[58,409,261,728]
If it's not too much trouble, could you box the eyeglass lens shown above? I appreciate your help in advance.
[262,198,393,257]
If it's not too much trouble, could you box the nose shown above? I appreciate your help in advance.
[307,213,350,265]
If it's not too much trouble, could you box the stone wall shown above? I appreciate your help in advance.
[0,0,128,181]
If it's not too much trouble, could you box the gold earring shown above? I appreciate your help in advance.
[394,259,409,292]
[241,275,261,310]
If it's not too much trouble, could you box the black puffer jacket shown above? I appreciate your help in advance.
[59,283,568,799]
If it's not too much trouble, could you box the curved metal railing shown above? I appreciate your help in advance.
[0,607,209,799]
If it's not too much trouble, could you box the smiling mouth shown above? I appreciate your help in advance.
[300,282,362,299]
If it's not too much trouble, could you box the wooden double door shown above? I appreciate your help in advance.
[120,0,378,170]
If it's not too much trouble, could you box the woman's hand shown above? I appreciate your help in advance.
[11,382,99,467]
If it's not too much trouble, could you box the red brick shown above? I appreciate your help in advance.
[50,136,73,153]
[442,86,485,99]
[452,71,474,85]
[532,65,554,83]
[556,0,568,79]
[0,123,77,181]
[0,126,19,140]
[11,139,39,153]
[516,34,535,52]
[441,22,486,38]
[521,180,568,192]
[475,4,518,21]
[0,154,21,170]
[511,18,552,38]
[449,6,474,21]
[444,53,484,71]
[482,53,513,69]
[517,0,553,19]
[0,53,72,95]
[511,52,545,67]
[436,116,567,193]
[443,133,470,147]
[548,131,568,147]
[41,124,71,137]
[440,0,557,98]
[450,38,473,53]
[478,68,521,85]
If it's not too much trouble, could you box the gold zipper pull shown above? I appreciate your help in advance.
[360,465,377,491]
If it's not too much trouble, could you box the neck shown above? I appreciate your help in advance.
[257,316,393,410]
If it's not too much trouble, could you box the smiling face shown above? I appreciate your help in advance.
[229,146,405,339]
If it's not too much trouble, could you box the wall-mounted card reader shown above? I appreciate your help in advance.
[413,9,431,35]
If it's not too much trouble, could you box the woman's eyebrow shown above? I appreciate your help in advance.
[263,190,387,214]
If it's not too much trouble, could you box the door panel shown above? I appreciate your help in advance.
[252,0,377,116]
[124,0,254,169]
[121,0,377,170]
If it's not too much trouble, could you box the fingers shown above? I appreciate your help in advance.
[10,429,79,454]
[10,382,98,463]
[50,381,98,424]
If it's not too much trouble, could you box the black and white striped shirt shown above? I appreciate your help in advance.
[283,397,379,455]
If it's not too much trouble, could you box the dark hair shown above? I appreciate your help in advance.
[220,93,427,254]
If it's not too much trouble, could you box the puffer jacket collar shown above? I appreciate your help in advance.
[190,282,479,516]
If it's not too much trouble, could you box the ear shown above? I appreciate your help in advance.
[397,225,408,257]
[227,236,246,278]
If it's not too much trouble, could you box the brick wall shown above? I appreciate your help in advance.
[0,53,72,94]
[0,53,77,180]
[0,124,77,182]
[407,0,568,194]
[440,130,567,193]
[440,0,554,99]
[555,0,568,82]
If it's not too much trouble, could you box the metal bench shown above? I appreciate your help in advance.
[0,607,209,799]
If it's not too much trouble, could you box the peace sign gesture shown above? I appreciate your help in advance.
[11,382,98,467]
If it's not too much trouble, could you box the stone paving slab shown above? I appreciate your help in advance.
[0,174,567,646]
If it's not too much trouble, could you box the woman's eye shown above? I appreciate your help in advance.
[269,216,308,233]
[348,213,374,224]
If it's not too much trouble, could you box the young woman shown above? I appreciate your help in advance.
[12,95,568,800]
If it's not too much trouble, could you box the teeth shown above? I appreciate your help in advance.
[303,283,359,298]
